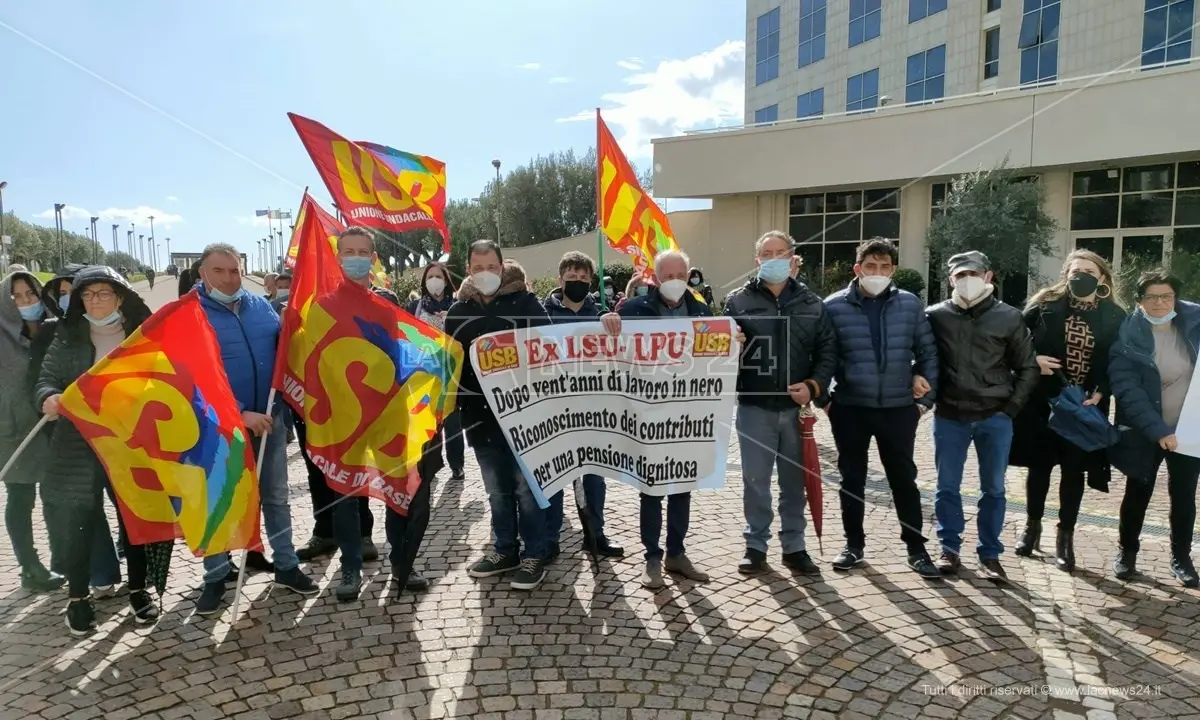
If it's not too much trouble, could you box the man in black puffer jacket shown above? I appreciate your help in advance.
[823,239,940,578]
[725,230,836,576]
[926,250,1038,582]
[445,240,551,591]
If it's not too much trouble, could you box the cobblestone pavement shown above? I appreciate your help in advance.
[1,279,1197,719]
[1,411,1198,720]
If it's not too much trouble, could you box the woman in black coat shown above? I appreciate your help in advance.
[1010,250,1125,571]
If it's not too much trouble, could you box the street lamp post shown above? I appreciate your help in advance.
[53,203,66,268]
[165,236,171,269]
[126,230,133,258]
[148,215,155,269]
[129,222,136,259]
[111,224,119,256]
[90,216,100,263]
[491,158,502,244]
[139,234,145,266]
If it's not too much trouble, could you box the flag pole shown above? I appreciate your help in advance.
[0,416,49,484]
[229,388,276,624]
[595,108,607,312]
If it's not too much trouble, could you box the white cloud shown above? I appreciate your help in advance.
[35,205,184,227]
[558,41,745,159]
[516,62,541,70]
[548,76,572,85]
[166,195,179,202]
[616,57,643,70]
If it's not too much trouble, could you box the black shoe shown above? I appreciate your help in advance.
[1055,528,1075,572]
[738,549,768,574]
[1170,556,1200,588]
[129,590,159,624]
[468,551,520,578]
[510,557,548,590]
[450,469,466,481]
[296,536,337,562]
[195,582,226,616]
[403,570,430,592]
[980,558,1008,583]
[20,562,66,593]
[1113,547,1137,581]
[546,542,561,563]
[246,551,274,573]
[937,551,961,575]
[222,561,240,584]
[582,534,625,558]
[361,537,380,563]
[782,550,820,575]
[831,548,864,572]
[907,552,941,579]
[274,567,319,596]
[1014,519,1042,557]
[336,567,363,602]
[66,597,96,636]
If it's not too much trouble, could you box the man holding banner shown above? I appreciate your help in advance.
[194,244,318,615]
[445,240,552,591]
[601,249,714,589]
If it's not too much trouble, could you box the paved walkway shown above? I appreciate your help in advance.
[0,278,1196,718]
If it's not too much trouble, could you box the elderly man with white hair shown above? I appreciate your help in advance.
[262,272,279,301]
[600,249,715,589]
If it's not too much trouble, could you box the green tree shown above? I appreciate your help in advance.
[925,160,1057,295]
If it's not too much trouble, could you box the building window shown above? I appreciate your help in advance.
[906,45,947,103]
[1142,0,1194,68]
[909,0,948,23]
[1069,161,1200,272]
[789,187,900,280]
[986,0,1002,12]
[846,69,880,112]
[984,27,1001,79]
[755,7,781,85]
[797,88,824,119]
[799,0,827,67]
[1018,0,1060,85]
[754,105,779,124]
[849,0,882,47]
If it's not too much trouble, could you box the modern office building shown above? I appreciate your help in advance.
[652,0,1200,301]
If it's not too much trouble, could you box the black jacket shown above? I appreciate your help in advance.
[543,289,601,324]
[444,265,549,447]
[1009,296,1126,470]
[926,294,1039,421]
[724,278,837,411]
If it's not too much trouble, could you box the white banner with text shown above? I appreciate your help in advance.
[469,318,740,508]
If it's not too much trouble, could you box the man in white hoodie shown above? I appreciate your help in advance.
[925,250,1038,583]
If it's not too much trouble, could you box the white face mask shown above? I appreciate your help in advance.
[472,271,501,296]
[953,276,988,304]
[859,274,892,296]
[660,279,688,303]
[426,277,446,296]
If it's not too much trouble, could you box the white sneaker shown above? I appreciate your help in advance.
[92,583,124,598]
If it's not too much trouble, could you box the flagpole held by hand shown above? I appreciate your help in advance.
[0,416,49,485]
[229,388,276,623]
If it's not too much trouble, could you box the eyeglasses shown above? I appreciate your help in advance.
[80,290,116,302]
[1142,293,1176,304]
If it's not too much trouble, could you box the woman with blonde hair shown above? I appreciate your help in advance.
[1009,249,1126,571]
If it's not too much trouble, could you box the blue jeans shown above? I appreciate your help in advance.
[640,493,690,561]
[735,405,808,554]
[933,413,1013,560]
[203,410,300,583]
[475,444,547,559]
[546,475,607,544]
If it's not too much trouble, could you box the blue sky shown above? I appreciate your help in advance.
[0,1,745,265]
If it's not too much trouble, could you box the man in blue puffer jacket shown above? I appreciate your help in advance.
[822,238,940,578]
[194,243,318,615]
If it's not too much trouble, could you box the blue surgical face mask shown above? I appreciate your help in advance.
[18,302,45,322]
[341,256,373,279]
[208,285,246,304]
[757,258,791,284]
[85,310,122,327]
[1142,308,1177,326]
[58,295,71,313]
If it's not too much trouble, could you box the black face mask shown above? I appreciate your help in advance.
[563,280,590,303]
[1068,272,1099,298]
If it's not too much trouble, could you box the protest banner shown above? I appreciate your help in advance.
[470,318,739,507]
[1174,362,1200,458]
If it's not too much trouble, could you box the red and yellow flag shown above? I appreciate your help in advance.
[274,194,463,515]
[58,293,263,556]
[597,111,680,278]
[284,192,390,288]
[288,112,450,253]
